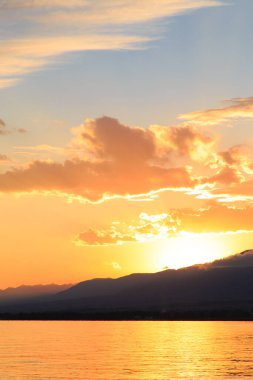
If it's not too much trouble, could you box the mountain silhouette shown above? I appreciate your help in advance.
[0,284,72,304]
[1,250,253,319]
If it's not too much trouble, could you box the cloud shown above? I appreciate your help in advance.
[174,203,253,234]
[76,228,135,246]
[210,179,253,204]
[179,97,253,126]
[75,203,253,246]
[150,123,215,163]
[0,0,86,9]
[218,145,253,175]
[0,115,250,202]
[0,116,224,200]
[36,0,222,26]
[0,157,194,201]
[0,78,20,89]
[72,116,216,165]
[208,166,245,185]
[0,35,147,88]
[1,0,221,17]
[76,212,179,246]
[78,116,156,164]
[1,0,222,88]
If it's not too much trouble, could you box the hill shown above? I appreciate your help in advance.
[1,250,253,320]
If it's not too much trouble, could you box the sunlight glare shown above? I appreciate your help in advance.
[156,233,226,270]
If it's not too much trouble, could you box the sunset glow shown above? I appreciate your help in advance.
[155,233,226,270]
[0,0,253,288]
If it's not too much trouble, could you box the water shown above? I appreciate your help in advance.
[0,321,252,379]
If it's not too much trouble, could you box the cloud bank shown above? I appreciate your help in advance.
[0,110,253,203]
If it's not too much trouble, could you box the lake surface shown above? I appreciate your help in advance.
[0,321,252,379]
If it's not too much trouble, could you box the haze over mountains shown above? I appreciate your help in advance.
[0,284,72,304]
[1,250,253,319]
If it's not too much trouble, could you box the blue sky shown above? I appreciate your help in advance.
[1,0,253,137]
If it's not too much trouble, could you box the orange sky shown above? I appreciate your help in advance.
[1,107,253,287]
[0,0,253,288]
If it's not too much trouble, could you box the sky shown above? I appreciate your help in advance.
[1,0,253,288]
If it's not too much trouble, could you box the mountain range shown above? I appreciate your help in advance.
[0,284,72,304]
[1,250,253,320]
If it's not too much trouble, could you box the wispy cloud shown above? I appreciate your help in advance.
[0,35,147,88]
[180,97,253,126]
[0,0,222,88]
[35,0,222,26]
[0,0,86,9]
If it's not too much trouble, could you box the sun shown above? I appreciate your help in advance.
[155,232,226,270]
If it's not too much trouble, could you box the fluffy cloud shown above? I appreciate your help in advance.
[0,116,223,200]
[150,123,215,162]
[0,155,194,201]
[179,97,253,126]
[77,116,156,164]
[72,117,215,164]
[0,115,251,202]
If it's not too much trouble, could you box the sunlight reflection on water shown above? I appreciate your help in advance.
[0,321,252,379]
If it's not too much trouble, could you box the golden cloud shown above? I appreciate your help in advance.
[179,97,253,126]
[36,0,221,26]
[0,35,147,88]
[75,203,253,246]
[0,115,251,202]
